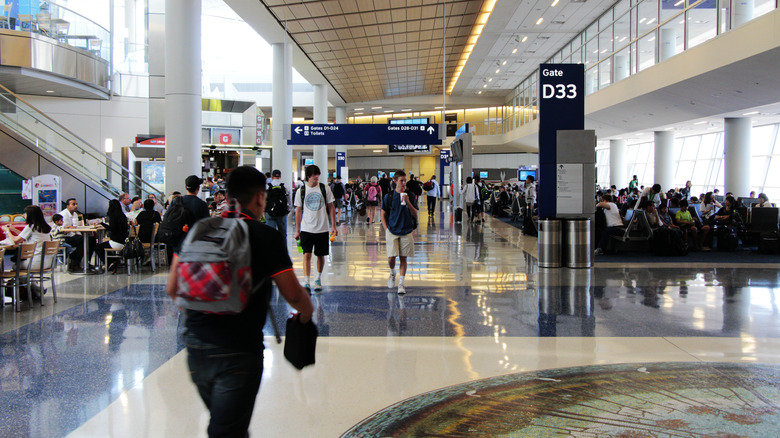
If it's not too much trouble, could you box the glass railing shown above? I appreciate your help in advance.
[0,83,162,199]
[5,1,110,62]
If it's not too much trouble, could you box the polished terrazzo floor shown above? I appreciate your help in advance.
[0,202,778,437]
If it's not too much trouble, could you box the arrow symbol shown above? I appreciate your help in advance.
[427,126,435,135]
[295,126,302,134]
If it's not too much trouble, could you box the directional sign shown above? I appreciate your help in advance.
[288,124,441,145]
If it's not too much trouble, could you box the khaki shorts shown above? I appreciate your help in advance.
[386,229,414,258]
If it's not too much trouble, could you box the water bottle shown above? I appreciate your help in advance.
[296,239,303,253]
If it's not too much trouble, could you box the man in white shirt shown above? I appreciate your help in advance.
[294,165,337,293]
[59,198,96,271]
[595,194,625,255]
[640,184,663,209]
[425,175,440,216]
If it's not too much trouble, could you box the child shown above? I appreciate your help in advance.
[50,214,74,255]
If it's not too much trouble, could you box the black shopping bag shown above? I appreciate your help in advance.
[284,315,318,370]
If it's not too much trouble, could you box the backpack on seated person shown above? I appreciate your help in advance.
[422,180,434,192]
[158,202,194,245]
[175,212,261,314]
[265,183,289,217]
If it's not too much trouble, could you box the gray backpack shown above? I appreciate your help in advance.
[175,214,257,314]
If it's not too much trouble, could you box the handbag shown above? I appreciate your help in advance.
[283,315,318,370]
[267,302,318,370]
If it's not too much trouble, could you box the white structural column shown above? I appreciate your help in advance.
[654,131,675,191]
[660,29,676,61]
[734,0,754,26]
[313,84,328,175]
[609,139,627,189]
[335,106,347,180]
[272,42,293,191]
[164,0,201,195]
[724,117,752,197]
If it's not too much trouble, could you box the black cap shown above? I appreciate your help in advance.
[185,175,203,189]
[272,169,281,177]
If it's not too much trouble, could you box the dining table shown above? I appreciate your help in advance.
[66,225,104,275]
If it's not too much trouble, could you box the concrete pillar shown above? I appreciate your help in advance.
[164,0,201,195]
[614,55,629,81]
[653,131,675,192]
[335,106,347,180]
[660,29,676,61]
[609,139,627,189]
[724,117,752,197]
[734,0,754,27]
[313,84,328,176]
[148,0,165,136]
[272,42,293,191]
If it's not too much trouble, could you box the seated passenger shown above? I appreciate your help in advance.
[675,199,709,251]
[645,204,661,229]
[700,192,722,221]
[136,199,162,243]
[713,196,740,227]
[657,204,679,231]
[595,194,624,256]
[756,193,772,207]
[49,214,74,255]
[95,199,129,272]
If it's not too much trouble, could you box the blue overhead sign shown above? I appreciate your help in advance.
[288,124,441,145]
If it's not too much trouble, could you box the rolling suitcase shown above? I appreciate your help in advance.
[455,208,463,223]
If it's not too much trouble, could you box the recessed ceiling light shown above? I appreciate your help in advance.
[371,106,382,109]
[488,78,493,82]
[743,111,759,115]
[383,110,394,113]
[536,17,544,25]
[478,91,482,94]
[45,90,54,93]
[373,149,382,153]
[401,109,412,112]
[639,17,647,23]
[495,69,500,73]
[551,0,560,6]
[502,60,507,65]
[522,36,528,42]
[483,84,487,88]
[512,48,518,54]
[354,112,364,115]
[354,107,364,111]
[434,106,444,109]
[694,121,708,125]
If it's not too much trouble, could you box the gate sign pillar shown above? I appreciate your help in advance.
[537,64,585,218]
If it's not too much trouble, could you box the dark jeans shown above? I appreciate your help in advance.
[63,234,95,267]
[598,226,624,250]
[186,335,263,438]
[427,196,437,214]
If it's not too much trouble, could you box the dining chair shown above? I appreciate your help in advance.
[0,243,37,311]
[28,241,60,306]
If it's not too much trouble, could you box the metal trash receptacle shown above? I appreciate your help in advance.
[565,218,591,268]
[538,219,562,268]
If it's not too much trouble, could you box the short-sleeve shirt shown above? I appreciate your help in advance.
[19,225,53,268]
[675,210,693,224]
[382,190,418,236]
[294,183,335,234]
[185,212,294,353]
[170,195,210,226]
[58,208,79,236]
[602,202,623,227]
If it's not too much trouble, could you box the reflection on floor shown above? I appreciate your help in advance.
[0,204,777,437]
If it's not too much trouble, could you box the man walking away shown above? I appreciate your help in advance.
[382,170,418,295]
[294,165,338,292]
[166,166,313,438]
[265,169,291,236]
[423,175,440,216]
[330,176,347,224]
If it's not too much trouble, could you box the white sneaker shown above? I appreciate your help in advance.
[594,248,604,256]
[397,283,406,295]
[387,274,396,289]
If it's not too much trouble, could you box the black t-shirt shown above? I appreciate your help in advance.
[184,213,293,353]
[171,194,210,226]
[135,210,161,243]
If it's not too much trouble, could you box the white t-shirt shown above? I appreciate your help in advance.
[462,183,479,203]
[58,208,79,237]
[18,225,54,269]
[294,183,335,234]
[602,202,623,227]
